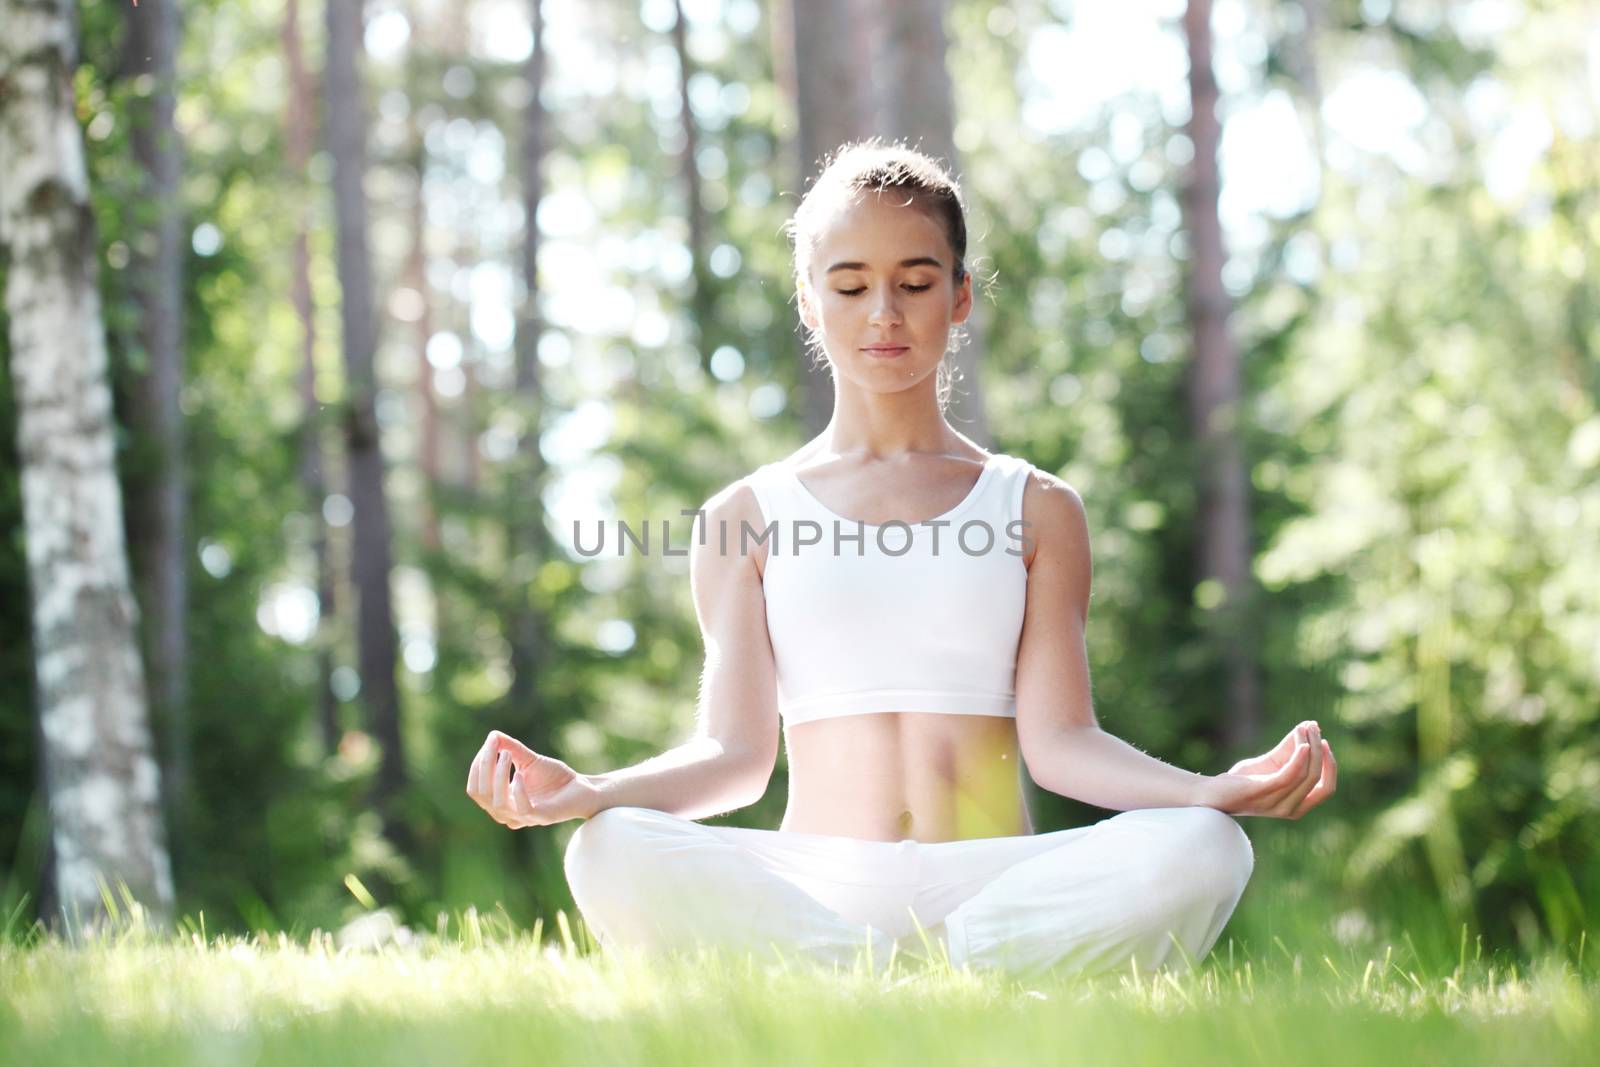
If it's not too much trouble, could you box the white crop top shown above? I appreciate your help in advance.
[744,452,1034,726]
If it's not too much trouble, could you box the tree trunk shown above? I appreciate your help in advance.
[283,0,340,754]
[1181,0,1262,751]
[0,0,175,929]
[405,124,442,554]
[865,0,991,445]
[670,0,715,359]
[121,0,191,827]
[325,0,408,829]
[778,0,874,434]
[506,0,553,754]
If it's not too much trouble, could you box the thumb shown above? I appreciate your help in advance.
[494,733,542,770]
[1265,725,1302,763]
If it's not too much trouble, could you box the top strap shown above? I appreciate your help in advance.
[743,462,794,530]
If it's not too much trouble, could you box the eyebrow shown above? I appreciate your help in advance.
[824,256,945,274]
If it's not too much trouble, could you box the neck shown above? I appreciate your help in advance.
[821,382,961,459]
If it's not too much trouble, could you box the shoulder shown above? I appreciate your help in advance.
[1019,466,1089,571]
[704,469,766,521]
[689,467,776,580]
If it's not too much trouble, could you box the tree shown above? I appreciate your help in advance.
[867,0,990,445]
[775,0,872,433]
[282,0,340,754]
[505,0,554,753]
[325,0,409,835]
[774,0,988,439]
[669,0,715,350]
[0,0,174,928]
[1181,0,1261,750]
[121,0,192,815]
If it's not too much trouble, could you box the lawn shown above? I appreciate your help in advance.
[2,902,1596,1066]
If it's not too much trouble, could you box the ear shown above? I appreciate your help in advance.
[797,280,821,332]
[950,272,974,326]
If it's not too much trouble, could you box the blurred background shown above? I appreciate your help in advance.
[1,0,1596,961]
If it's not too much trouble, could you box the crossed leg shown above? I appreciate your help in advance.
[931,806,1254,977]
[562,806,897,971]
[562,805,1253,978]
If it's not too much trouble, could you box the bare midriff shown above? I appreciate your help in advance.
[753,447,1036,844]
[778,711,1033,843]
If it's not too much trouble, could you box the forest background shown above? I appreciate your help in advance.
[1,0,1596,965]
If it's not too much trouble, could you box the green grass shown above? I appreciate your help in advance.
[1,903,1596,1066]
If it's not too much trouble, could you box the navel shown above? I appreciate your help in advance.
[896,809,914,835]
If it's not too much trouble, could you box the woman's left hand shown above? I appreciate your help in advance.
[466,730,601,829]
[1199,720,1337,819]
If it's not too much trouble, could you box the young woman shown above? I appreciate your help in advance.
[465,142,1337,978]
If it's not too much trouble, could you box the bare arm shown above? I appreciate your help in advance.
[468,479,780,826]
[585,482,780,819]
[1013,472,1335,816]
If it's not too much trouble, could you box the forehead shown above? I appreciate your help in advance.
[809,191,950,265]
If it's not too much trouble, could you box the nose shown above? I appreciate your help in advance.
[867,284,902,328]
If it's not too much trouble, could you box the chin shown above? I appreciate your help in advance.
[846,352,938,373]
[846,374,938,397]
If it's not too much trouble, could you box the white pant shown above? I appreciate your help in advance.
[563,805,1253,978]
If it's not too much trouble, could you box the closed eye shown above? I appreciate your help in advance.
[835,284,934,297]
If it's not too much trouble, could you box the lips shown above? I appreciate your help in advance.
[863,344,910,358]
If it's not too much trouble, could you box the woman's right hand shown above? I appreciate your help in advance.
[466,730,601,828]
[1199,720,1336,819]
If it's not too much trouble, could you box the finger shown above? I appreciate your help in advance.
[1295,740,1339,814]
[1230,724,1304,779]
[1251,735,1314,807]
[473,734,501,799]
[492,750,512,810]
[1230,751,1272,778]
[1289,726,1324,798]
[1267,730,1311,781]
[1268,724,1305,764]
[1276,728,1323,817]
[501,774,529,829]
[468,733,498,796]
[498,749,518,810]
[496,733,541,771]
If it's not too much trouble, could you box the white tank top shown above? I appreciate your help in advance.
[744,453,1033,726]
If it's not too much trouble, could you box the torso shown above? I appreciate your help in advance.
[750,444,1039,844]
[779,712,1033,841]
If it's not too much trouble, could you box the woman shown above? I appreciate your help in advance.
[465,142,1336,978]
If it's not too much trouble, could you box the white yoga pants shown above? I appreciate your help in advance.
[562,805,1253,978]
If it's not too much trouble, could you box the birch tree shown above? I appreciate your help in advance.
[0,0,175,927]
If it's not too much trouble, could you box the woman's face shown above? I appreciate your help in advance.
[798,192,973,396]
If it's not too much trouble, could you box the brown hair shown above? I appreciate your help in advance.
[783,139,972,412]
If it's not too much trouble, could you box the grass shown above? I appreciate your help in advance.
[2,896,1596,1067]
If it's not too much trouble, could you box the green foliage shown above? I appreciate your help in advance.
[1255,164,1600,949]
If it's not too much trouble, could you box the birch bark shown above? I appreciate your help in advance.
[0,0,175,927]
